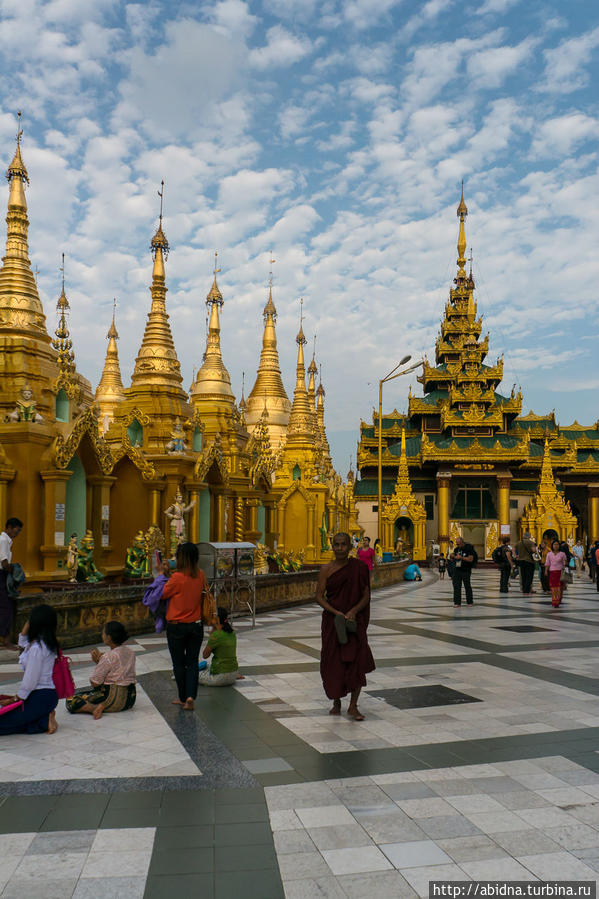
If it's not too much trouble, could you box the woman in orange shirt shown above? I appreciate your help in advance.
[163,542,207,711]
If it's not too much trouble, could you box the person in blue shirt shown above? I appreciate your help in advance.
[404,563,422,581]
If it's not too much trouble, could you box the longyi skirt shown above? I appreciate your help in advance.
[66,683,136,714]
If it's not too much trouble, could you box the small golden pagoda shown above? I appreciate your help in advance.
[95,304,125,431]
[245,275,291,450]
[520,440,577,543]
[381,428,426,559]
[356,187,599,556]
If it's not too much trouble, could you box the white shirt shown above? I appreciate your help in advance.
[17,634,56,700]
[0,531,12,565]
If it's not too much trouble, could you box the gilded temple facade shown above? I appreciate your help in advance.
[356,190,599,559]
[0,135,351,582]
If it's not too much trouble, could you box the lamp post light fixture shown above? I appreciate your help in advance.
[377,355,423,548]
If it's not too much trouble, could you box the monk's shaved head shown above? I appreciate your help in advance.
[332,532,351,547]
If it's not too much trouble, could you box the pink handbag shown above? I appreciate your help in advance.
[0,696,23,715]
[52,648,75,699]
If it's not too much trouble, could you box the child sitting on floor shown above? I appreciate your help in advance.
[66,621,136,719]
[198,607,243,687]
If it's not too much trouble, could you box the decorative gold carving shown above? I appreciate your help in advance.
[485,521,498,560]
[194,433,230,486]
[53,406,113,473]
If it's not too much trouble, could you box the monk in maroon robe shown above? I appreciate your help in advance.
[316,532,375,720]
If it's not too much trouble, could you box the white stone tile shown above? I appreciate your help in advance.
[296,806,356,828]
[380,840,452,869]
[80,849,153,879]
[321,845,393,875]
[90,828,155,852]
[517,851,599,879]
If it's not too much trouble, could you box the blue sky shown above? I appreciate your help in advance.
[0,0,598,472]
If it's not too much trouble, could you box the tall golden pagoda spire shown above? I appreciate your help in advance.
[0,112,49,338]
[190,252,235,408]
[286,300,313,439]
[95,299,124,426]
[316,366,333,471]
[456,180,468,277]
[246,255,291,448]
[51,253,77,397]
[395,426,411,492]
[130,181,185,392]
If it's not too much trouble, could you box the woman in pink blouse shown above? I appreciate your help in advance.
[66,620,136,719]
[545,539,567,608]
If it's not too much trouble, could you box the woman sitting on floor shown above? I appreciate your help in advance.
[66,620,136,719]
[199,607,243,687]
[0,604,59,735]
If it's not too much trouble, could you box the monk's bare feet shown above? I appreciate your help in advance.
[329,700,341,716]
[347,706,365,721]
[92,703,105,720]
[47,710,58,734]
[171,699,184,706]
[183,698,194,711]
[236,673,245,680]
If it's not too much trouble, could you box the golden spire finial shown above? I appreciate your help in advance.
[264,253,277,320]
[150,180,169,259]
[296,297,306,345]
[456,181,468,274]
[268,253,275,289]
[6,111,29,185]
[240,371,247,411]
[207,251,223,304]
[107,298,118,340]
[52,253,76,392]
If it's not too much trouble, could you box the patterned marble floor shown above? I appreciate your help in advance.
[0,567,598,896]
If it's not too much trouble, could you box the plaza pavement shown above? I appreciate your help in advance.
[0,568,599,896]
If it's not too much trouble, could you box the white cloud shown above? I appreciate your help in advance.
[248,24,313,69]
[343,0,403,31]
[531,113,599,158]
[476,0,521,15]
[539,26,599,94]
[467,38,536,89]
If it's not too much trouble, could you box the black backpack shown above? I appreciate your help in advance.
[471,547,478,567]
[491,546,503,565]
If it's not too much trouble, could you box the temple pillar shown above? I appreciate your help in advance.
[306,503,315,560]
[244,498,260,543]
[0,467,16,532]
[40,469,72,573]
[214,493,226,542]
[437,474,451,553]
[589,487,599,541]
[186,480,205,544]
[88,475,117,563]
[146,481,166,528]
[497,475,512,538]
[234,495,245,542]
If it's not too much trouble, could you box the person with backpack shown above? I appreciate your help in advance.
[514,531,537,596]
[492,536,514,594]
[451,536,477,607]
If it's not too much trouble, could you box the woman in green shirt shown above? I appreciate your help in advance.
[199,607,242,687]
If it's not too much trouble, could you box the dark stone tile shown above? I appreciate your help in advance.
[215,803,270,825]
[215,843,278,872]
[154,825,215,850]
[214,822,273,846]
[145,874,210,899]
[367,685,482,710]
[214,869,284,899]
[41,808,106,832]
[494,626,555,633]
[106,791,163,810]
[213,787,266,805]
[101,807,162,828]
[149,846,213,875]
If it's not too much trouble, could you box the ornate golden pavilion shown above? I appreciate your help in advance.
[356,190,599,559]
[0,134,353,581]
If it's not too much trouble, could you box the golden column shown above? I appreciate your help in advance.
[40,470,72,572]
[88,475,117,564]
[186,480,204,544]
[437,474,451,553]
[497,475,511,538]
[0,466,16,532]
[245,498,260,543]
[589,487,599,541]
[234,496,245,542]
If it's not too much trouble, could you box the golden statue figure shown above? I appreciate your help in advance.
[125,530,147,578]
[66,532,78,582]
[145,524,167,576]
[77,530,104,583]
[165,486,196,557]
[7,384,43,423]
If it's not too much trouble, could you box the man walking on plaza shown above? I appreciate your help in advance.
[494,535,514,594]
[515,531,537,596]
[451,536,476,606]
[316,532,375,721]
[0,518,23,650]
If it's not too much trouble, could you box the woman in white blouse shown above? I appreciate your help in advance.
[0,604,59,735]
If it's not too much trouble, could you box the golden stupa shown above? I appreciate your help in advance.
[0,128,353,580]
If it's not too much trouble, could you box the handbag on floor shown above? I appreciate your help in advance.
[0,696,23,716]
[53,648,75,699]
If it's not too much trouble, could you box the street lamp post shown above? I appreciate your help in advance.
[377,356,423,547]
